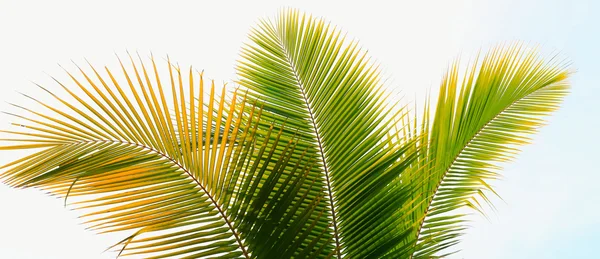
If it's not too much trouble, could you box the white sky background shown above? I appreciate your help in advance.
[0,0,598,258]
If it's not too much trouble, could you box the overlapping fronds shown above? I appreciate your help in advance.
[0,9,571,259]
[0,55,321,258]
[237,9,419,258]
[408,44,570,258]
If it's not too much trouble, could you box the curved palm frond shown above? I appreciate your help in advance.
[0,55,320,258]
[237,9,420,258]
[408,44,570,258]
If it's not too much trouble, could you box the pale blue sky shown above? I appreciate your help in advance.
[454,1,600,258]
[0,0,598,258]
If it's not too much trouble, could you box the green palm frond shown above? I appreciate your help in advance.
[237,9,419,258]
[407,44,570,258]
[0,55,319,258]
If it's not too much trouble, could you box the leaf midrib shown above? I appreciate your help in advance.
[412,84,554,256]
[275,37,343,258]
[72,138,250,259]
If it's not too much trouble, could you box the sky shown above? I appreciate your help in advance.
[0,0,598,258]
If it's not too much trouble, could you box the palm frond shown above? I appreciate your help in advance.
[0,54,318,258]
[408,44,570,258]
[237,9,419,258]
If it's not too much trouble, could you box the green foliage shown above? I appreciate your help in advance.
[0,9,569,259]
[408,45,570,258]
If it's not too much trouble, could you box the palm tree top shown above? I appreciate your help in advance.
[0,8,569,259]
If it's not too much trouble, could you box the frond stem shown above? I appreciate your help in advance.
[279,44,342,258]
[74,139,250,259]
[412,87,548,257]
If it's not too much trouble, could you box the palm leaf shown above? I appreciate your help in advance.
[237,9,419,258]
[0,54,320,258]
[408,44,570,258]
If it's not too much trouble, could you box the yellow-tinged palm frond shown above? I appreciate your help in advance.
[0,55,321,258]
[237,9,420,258]
[407,44,570,258]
